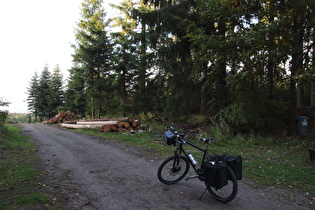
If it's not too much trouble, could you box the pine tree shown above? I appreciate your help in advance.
[64,66,87,115]
[110,0,139,116]
[139,0,200,116]
[49,65,64,116]
[72,0,112,118]
[37,65,52,121]
[26,72,39,122]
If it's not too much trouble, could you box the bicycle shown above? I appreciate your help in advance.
[157,127,242,202]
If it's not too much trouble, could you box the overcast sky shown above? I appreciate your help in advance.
[0,0,120,113]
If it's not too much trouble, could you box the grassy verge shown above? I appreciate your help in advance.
[0,124,52,209]
[73,126,315,200]
[222,135,315,199]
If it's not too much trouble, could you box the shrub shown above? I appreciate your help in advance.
[217,98,288,134]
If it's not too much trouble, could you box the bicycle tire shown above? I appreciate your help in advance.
[206,165,238,202]
[157,155,190,185]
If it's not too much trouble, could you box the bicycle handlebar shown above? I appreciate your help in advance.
[166,126,215,144]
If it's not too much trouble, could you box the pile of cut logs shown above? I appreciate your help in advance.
[49,111,81,123]
[60,117,147,132]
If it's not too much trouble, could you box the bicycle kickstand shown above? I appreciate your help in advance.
[199,188,208,200]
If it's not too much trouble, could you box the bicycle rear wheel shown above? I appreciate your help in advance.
[157,155,190,185]
[206,166,238,202]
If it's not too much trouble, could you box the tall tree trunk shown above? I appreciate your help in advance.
[289,13,304,134]
[311,28,315,107]
[139,18,146,96]
[122,45,127,117]
[217,19,228,108]
[297,86,303,108]
[200,69,208,114]
[267,54,275,99]
[97,98,101,119]
[135,15,147,113]
[35,111,38,122]
[91,97,95,119]
[267,15,275,100]
[311,82,315,107]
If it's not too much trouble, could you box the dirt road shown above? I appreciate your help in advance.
[19,123,313,209]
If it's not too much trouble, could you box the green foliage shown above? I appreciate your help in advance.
[0,110,8,128]
[26,65,64,121]
[110,0,143,115]
[70,0,114,118]
[49,65,65,115]
[218,98,288,133]
[0,98,10,131]
[137,112,156,122]
[26,72,39,117]
[64,66,87,115]
[7,113,30,123]
[37,65,52,119]
[25,0,315,134]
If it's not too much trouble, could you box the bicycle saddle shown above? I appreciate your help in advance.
[200,137,216,143]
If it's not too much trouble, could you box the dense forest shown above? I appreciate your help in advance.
[26,0,315,134]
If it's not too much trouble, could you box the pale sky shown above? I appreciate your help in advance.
[0,0,120,113]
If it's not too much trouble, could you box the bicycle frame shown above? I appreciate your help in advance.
[174,139,211,175]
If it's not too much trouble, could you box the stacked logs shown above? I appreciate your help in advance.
[49,111,81,123]
[60,117,146,132]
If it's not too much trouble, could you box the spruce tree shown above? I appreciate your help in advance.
[72,0,112,118]
[110,0,139,116]
[26,72,39,122]
[64,66,87,116]
[37,65,52,121]
[49,65,64,116]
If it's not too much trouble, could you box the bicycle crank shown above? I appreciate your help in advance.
[185,175,199,181]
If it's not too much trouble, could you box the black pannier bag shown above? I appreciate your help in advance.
[203,161,228,189]
[220,155,242,180]
[163,131,177,145]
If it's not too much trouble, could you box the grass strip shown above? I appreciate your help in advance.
[0,124,50,209]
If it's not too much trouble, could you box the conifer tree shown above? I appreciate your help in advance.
[64,66,87,115]
[49,65,64,116]
[139,0,200,116]
[26,72,39,122]
[37,65,52,120]
[110,0,139,116]
[72,0,112,118]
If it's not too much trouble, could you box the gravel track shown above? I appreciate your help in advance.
[19,123,313,209]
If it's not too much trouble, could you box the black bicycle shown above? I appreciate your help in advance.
[157,127,242,202]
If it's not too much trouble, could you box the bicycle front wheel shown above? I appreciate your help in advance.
[157,155,190,185]
[206,166,238,202]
